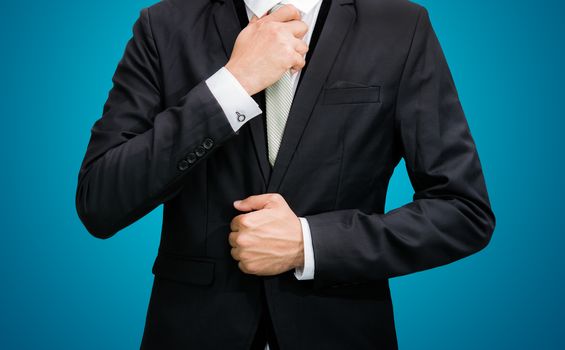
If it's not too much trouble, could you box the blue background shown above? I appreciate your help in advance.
[1,0,563,348]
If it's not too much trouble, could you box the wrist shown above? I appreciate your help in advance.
[225,62,255,95]
[292,219,305,269]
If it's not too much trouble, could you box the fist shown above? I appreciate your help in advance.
[225,4,309,95]
[229,193,304,276]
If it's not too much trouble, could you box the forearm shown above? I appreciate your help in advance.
[76,79,235,238]
[76,4,265,239]
[305,194,494,286]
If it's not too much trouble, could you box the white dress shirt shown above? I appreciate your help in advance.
[206,0,322,284]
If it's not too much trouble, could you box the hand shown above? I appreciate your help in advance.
[225,4,309,95]
[229,193,304,276]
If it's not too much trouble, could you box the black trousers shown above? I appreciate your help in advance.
[249,283,280,350]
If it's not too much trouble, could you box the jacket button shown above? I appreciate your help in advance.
[186,152,197,164]
[195,146,206,157]
[177,159,189,171]
[202,138,214,150]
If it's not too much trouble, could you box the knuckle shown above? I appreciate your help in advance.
[230,247,239,260]
[239,250,250,261]
[293,52,305,64]
[270,193,283,201]
[239,215,252,228]
[235,213,247,224]
[235,233,248,247]
[232,234,242,247]
[230,216,240,230]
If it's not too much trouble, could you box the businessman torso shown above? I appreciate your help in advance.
[76,0,495,348]
[146,0,403,347]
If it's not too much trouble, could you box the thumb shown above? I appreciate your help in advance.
[249,15,259,24]
[234,194,277,212]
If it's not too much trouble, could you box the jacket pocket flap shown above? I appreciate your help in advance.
[152,253,215,286]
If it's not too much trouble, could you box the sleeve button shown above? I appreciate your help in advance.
[195,146,206,157]
[177,159,189,171]
[202,138,214,150]
[186,152,197,164]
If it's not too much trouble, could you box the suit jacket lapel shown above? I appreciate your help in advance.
[267,0,356,193]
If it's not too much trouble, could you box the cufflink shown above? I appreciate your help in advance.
[236,111,246,122]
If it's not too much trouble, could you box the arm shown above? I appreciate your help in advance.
[75,8,260,238]
[304,7,495,287]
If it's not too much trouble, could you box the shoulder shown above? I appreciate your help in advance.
[355,0,423,13]
[141,0,214,32]
[355,0,426,24]
[351,0,433,45]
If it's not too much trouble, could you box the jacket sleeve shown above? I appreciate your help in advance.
[304,7,496,286]
[75,8,236,238]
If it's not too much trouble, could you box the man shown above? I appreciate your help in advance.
[75,0,496,349]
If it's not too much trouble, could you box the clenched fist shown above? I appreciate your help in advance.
[229,193,304,276]
[225,4,309,95]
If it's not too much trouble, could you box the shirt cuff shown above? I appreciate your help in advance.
[205,66,262,132]
[294,217,315,280]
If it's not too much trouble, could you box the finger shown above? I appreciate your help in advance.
[249,14,259,23]
[290,52,306,72]
[260,4,301,23]
[282,20,309,39]
[230,215,245,232]
[234,193,281,212]
[293,39,309,56]
[230,247,241,261]
[228,231,239,247]
[238,209,273,228]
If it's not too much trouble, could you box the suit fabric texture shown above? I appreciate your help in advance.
[75,0,496,348]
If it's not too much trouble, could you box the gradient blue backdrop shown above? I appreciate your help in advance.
[1,0,563,348]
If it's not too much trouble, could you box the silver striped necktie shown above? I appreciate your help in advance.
[265,3,297,167]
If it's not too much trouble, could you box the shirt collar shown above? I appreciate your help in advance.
[243,0,322,18]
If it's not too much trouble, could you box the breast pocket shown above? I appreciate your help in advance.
[321,81,381,105]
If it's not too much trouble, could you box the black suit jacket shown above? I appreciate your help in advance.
[75,0,496,348]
